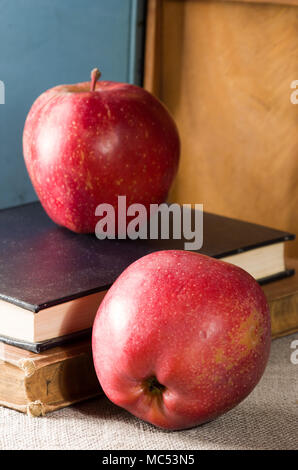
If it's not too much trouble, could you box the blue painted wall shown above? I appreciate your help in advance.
[0,0,146,209]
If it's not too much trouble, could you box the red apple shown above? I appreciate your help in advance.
[92,250,271,430]
[23,69,180,233]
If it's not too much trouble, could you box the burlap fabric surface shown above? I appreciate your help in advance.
[0,334,297,450]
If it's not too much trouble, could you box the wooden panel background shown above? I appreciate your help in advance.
[144,0,298,256]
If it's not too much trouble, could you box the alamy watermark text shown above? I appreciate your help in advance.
[95,197,203,251]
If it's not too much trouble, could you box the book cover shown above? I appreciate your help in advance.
[0,338,102,416]
[0,202,294,313]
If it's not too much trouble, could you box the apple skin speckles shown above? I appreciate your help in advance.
[92,250,271,430]
[23,80,180,233]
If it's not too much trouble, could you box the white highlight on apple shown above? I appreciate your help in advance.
[0,81,5,104]
[95,196,203,251]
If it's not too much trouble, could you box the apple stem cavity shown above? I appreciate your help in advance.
[142,376,166,398]
[90,68,101,92]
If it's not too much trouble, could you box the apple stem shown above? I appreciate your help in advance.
[90,68,101,92]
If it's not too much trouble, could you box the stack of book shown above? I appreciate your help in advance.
[0,202,297,415]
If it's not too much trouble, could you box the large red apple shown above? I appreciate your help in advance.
[92,250,271,430]
[23,69,180,233]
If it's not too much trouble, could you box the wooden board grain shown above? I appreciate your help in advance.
[144,0,298,256]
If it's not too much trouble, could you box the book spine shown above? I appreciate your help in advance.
[0,349,102,416]
[270,295,298,339]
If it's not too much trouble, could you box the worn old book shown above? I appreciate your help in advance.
[263,258,298,339]
[0,338,101,416]
[0,202,294,352]
[0,262,298,417]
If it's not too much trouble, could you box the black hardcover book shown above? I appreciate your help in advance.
[0,202,294,352]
